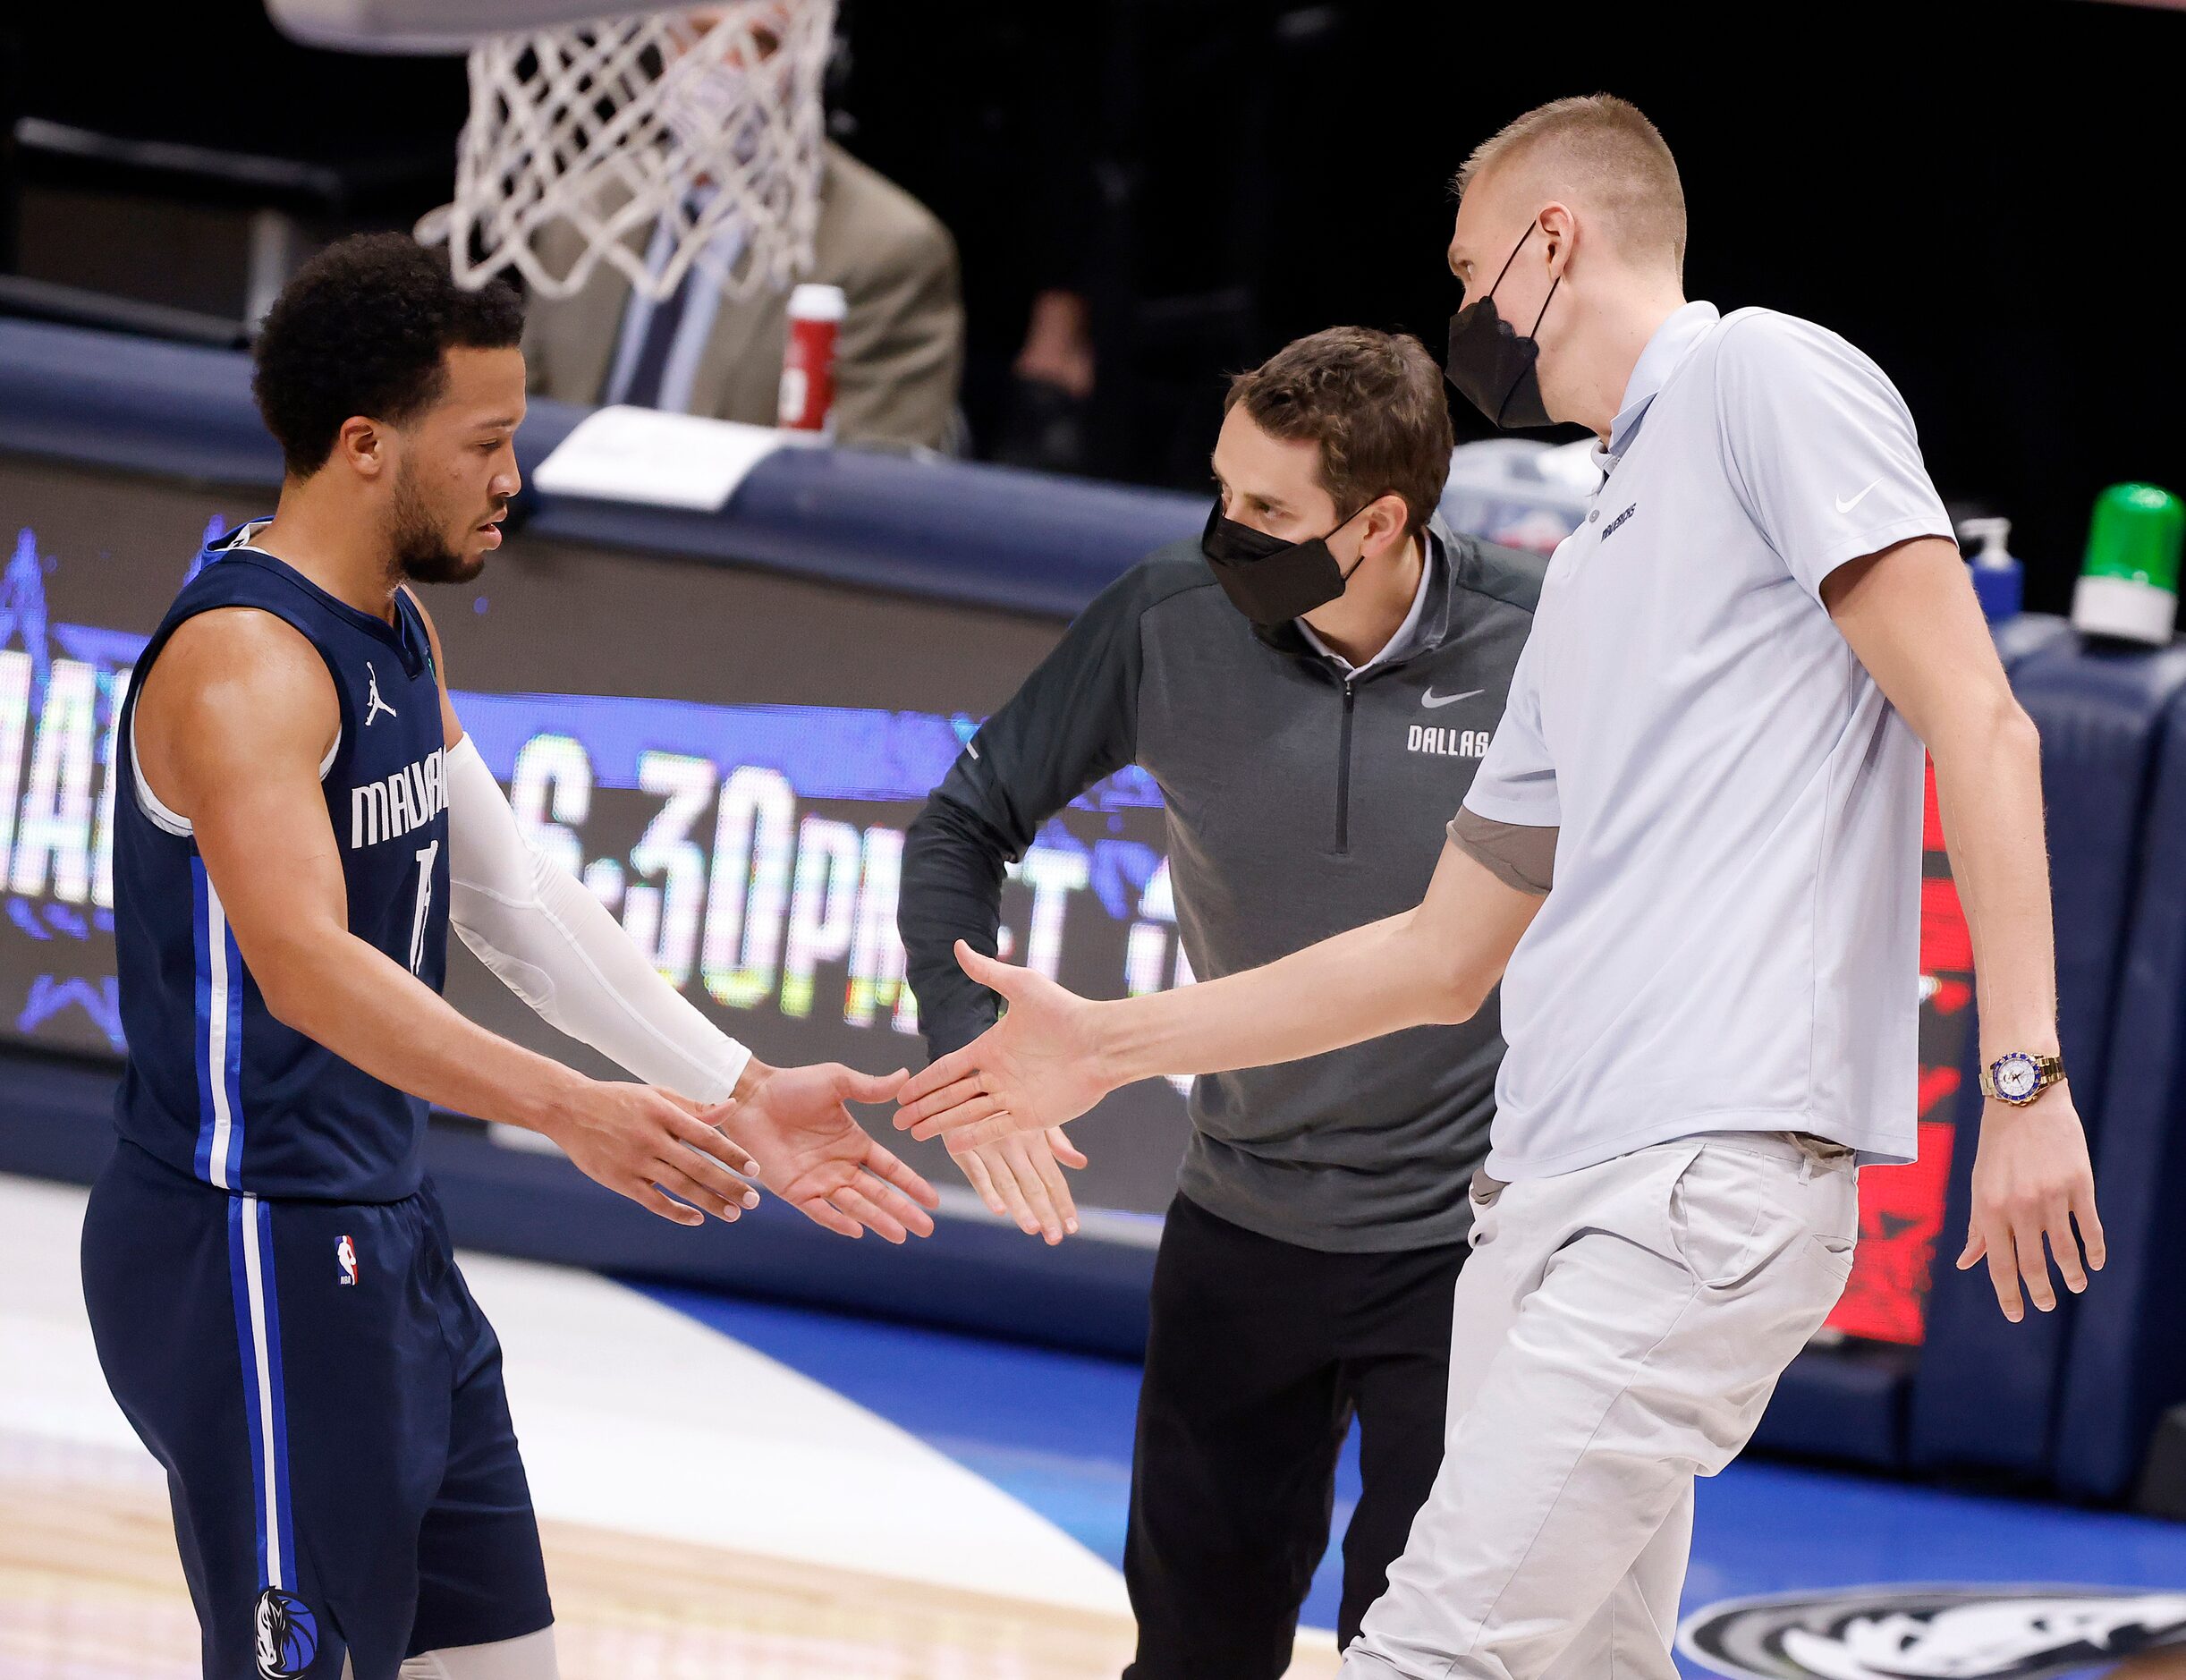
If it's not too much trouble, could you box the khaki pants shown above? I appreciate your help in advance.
[1343,1132,1858,1680]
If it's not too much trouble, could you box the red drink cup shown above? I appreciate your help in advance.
[778,282,846,441]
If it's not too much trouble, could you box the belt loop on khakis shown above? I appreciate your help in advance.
[1788,1132,1851,1182]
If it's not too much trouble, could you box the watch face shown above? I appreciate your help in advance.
[1995,1054,2040,1101]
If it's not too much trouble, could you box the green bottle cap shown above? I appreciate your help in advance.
[2082,482,2183,593]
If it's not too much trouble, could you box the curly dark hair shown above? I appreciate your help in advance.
[251,233,525,477]
[1224,327,1453,540]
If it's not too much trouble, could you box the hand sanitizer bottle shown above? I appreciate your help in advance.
[1957,516,2021,624]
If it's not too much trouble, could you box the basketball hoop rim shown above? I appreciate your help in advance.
[267,0,808,57]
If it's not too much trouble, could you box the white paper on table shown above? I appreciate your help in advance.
[531,405,784,512]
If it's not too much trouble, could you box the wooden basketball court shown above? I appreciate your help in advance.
[0,1427,1340,1678]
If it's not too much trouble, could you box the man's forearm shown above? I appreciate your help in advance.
[1091,912,1459,1089]
[1930,700,2058,1057]
[899,796,1012,1055]
[266,930,591,1137]
[1085,838,1538,1090]
[1085,836,1538,1091]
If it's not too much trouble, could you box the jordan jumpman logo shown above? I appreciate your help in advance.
[364,662,398,727]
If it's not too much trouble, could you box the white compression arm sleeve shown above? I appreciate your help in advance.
[445,733,752,1103]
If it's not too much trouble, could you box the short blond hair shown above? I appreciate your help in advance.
[1455,95,1686,273]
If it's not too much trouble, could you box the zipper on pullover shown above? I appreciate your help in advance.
[1335,675,1356,853]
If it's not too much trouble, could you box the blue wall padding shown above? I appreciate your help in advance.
[2052,678,2186,1498]
[1910,635,2186,1478]
[1751,1341,1915,1467]
[0,318,1199,623]
[1994,613,2073,672]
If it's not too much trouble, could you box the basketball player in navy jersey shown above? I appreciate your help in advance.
[80,233,940,1680]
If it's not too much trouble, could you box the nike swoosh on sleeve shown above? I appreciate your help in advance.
[1834,478,1885,513]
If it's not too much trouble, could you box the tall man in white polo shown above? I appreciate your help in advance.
[892,94,2103,1680]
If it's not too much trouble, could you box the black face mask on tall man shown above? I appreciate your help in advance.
[1200,497,1377,628]
[1445,221,1560,430]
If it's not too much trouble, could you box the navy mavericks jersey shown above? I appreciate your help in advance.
[112,522,451,1201]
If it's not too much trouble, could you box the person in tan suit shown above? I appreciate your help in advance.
[523,140,965,452]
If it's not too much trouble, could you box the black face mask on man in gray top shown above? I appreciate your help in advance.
[1200,496,1373,628]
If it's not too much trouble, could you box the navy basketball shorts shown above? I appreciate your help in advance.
[80,1139,554,1679]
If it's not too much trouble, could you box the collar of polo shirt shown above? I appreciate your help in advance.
[1597,301,1722,470]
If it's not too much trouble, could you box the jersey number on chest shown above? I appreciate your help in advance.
[408,841,438,974]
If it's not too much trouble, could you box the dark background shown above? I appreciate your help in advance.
[3,0,2177,609]
[836,0,2182,611]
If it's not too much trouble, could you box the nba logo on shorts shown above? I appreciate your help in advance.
[336,1235,358,1286]
[252,1586,319,1678]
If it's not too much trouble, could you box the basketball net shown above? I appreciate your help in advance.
[416,1,835,303]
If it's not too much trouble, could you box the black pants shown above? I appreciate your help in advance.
[1123,1192,1468,1678]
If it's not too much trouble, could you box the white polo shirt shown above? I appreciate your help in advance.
[1462,301,1953,1179]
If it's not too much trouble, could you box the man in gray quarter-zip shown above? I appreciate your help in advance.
[898,327,1543,1676]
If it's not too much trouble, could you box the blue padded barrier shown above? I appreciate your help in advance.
[2052,676,2186,1498]
[1750,1339,1917,1467]
[0,318,1200,622]
[1909,632,2186,1479]
[0,318,280,487]
[1995,612,2074,672]
[0,1049,120,1184]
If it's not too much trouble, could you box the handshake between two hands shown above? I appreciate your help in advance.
[564,942,1095,1246]
[890,940,1115,1246]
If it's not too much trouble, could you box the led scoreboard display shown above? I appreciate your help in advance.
[0,453,1970,1344]
[0,457,1196,1215]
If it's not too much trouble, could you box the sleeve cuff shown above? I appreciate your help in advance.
[710,1039,755,1104]
[1460,788,1562,827]
[924,1008,1002,1061]
[1796,513,1958,601]
[1447,808,1555,895]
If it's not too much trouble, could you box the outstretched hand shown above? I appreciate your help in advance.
[547,1077,766,1227]
[894,941,1114,1150]
[701,1059,940,1242]
[957,1129,1089,1244]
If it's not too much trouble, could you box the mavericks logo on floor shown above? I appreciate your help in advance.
[1678,1583,2186,1678]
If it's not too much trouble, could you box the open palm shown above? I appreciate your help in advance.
[894,941,1111,1150]
[958,1128,1090,1245]
[719,1061,940,1243]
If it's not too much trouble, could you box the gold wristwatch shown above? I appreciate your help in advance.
[1978,1051,2066,1107]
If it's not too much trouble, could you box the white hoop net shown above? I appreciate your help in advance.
[417,1,835,303]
